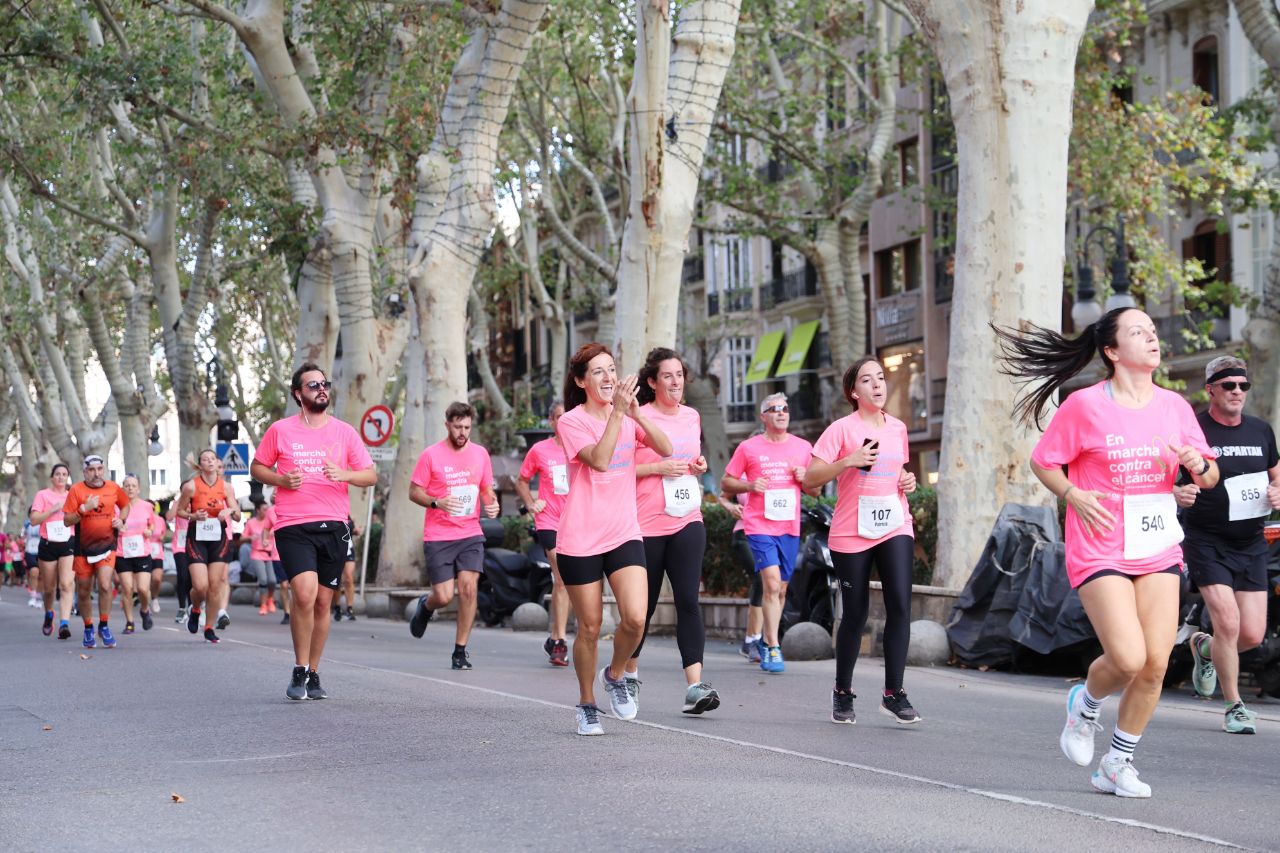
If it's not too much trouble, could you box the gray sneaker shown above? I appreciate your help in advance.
[306,670,327,700]
[598,667,637,720]
[1190,632,1217,698]
[682,682,721,715]
[1223,701,1257,735]
[624,674,641,710]
[576,703,604,736]
[286,666,307,701]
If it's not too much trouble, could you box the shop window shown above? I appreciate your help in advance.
[899,138,919,188]
[875,241,922,298]
[877,342,927,432]
[726,336,757,423]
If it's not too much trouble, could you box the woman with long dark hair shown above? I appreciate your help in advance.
[30,463,74,638]
[995,307,1218,798]
[555,343,672,735]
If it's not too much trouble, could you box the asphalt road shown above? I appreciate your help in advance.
[1,596,1277,852]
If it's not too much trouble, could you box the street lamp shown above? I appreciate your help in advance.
[148,424,164,457]
[207,357,239,441]
[1074,216,1134,329]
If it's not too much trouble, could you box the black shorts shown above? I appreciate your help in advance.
[275,521,349,589]
[534,529,557,552]
[25,552,38,571]
[38,539,74,562]
[186,533,233,566]
[272,560,287,584]
[557,539,646,586]
[422,537,485,585]
[12,560,26,580]
[117,556,153,574]
[1079,564,1182,587]
[151,558,164,572]
[1183,532,1269,593]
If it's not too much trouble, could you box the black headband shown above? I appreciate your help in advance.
[1206,367,1247,385]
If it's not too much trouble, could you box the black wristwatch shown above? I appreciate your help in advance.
[1199,458,1211,476]
[430,499,438,509]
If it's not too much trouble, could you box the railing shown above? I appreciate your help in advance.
[1154,313,1231,355]
[759,267,819,310]
[682,253,704,284]
[727,402,758,424]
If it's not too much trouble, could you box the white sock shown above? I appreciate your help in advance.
[745,633,761,643]
[624,668,638,679]
[1105,727,1141,763]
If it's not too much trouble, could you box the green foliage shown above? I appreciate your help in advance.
[701,502,750,595]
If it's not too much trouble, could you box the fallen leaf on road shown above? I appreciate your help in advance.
[171,793,185,803]
[42,725,53,731]
[79,654,90,660]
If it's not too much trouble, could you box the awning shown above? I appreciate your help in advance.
[774,320,820,377]
[743,330,785,383]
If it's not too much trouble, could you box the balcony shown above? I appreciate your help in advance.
[708,287,754,317]
[1155,312,1231,355]
[759,266,820,310]
[682,253,704,284]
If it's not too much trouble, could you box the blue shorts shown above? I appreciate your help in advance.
[746,534,800,582]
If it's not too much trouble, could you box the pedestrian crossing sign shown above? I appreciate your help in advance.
[217,442,251,476]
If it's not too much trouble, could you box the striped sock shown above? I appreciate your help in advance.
[1105,727,1140,763]
[1079,688,1102,720]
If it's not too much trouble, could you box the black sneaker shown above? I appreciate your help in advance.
[306,670,327,700]
[203,627,220,644]
[333,606,342,622]
[409,595,433,638]
[345,607,356,621]
[141,611,153,631]
[58,623,71,640]
[281,613,290,625]
[286,666,307,700]
[832,690,856,725]
[216,612,230,630]
[187,609,201,634]
[544,637,556,659]
[451,648,472,670]
[880,689,921,724]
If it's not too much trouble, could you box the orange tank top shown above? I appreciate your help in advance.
[191,475,229,517]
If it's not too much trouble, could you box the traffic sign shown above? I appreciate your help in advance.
[367,446,396,462]
[216,442,251,476]
[360,405,394,447]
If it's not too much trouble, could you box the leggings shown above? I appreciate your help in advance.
[632,522,707,668]
[732,530,763,607]
[833,535,914,692]
[174,552,191,610]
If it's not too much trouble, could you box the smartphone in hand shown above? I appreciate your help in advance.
[858,438,878,471]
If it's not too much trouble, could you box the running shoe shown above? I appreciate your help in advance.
[451,648,473,670]
[333,605,341,622]
[576,703,604,736]
[306,670,327,700]
[544,636,556,660]
[99,625,116,648]
[1190,631,1217,698]
[216,612,230,630]
[58,622,71,640]
[880,689,921,724]
[71,604,79,617]
[345,607,356,622]
[82,625,96,649]
[1060,683,1101,766]
[1092,754,1152,798]
[42,613,53,636]
[760,645,785,673]
[832,690,856,725]
[1223,701,1257,735]
[151,599,161,614]
[286,665,308,701]
[186,608,200,634]
[266,597,277,613]
[141,611,153,631]
[752,638,766,663]
[624,675,642,710]
[550,639,569,667]
[258,601,269,615]
[739,639,752,658]
[409,595,433,638]
[203,627,220,644]
[281,613,290,625]
[683,682,721,715]
[123,622,136,635]
[598,667,637,720]
[28,595,39,608]
[174,607,186,624]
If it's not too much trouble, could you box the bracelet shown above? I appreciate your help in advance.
[1061,485,1076,501]
[1198,458,1210,476]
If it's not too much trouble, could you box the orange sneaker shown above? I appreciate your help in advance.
[266,597,277,613]
[258,601,269,615]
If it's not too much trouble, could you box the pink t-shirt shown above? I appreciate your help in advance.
[150,514,166,559]
[263,507,280,560]
[173,515,189,551]
[410,440,494,542]
[635,403,703,536]
[31,488,69,540]
[556,406,648,557]
[244,517,272,559]
[1031,382,1214,588]
[519,438,569,532]
[117,500,154,554]
[724,433,814,537]
[253,414,373,530]
[812,412,914,554]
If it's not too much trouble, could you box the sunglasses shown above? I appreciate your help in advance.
[304,380,333,391]
[1214,381,1250,392]
[762,405,789,414]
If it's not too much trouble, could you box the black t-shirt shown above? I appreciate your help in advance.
[1180,411,1279,541]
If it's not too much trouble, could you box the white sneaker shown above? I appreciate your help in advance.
[598,667,638,720]
[151,598,161,614]
[575,703,604,736]
[28,596,39,608]
[1060,684,1102,766]
[1092,754,1152,798]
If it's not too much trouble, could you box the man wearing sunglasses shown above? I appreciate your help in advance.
[1177,356,1280,734]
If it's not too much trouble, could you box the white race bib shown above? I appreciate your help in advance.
[763,488,798,522]
[1123,492,1183,561]
[662,474,701,518]
[195,519,222,542]
[551,464,569,496]
[174,529,187,550]
[120,535,146,558]
[858,494,904,540]
[449,484,479,517]
[46,520,70,543]
[1225,471,1272,522]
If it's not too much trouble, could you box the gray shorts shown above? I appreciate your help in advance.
[422,536,485,585]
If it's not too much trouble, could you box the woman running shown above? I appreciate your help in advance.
[114,475,156,633]
[805,357,920,725]
[167,497,192,624]
[29,463,74,638]
[555,343,671,735]
[263,493,290,624]
[148,510,166,615]
[995,306,1218,798]
[173,449,241,643]
[626,348,718,714]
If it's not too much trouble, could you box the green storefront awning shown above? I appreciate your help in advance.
[743,330,785,383]
[774,320,820,377]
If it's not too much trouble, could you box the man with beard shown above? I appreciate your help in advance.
[61,455,131,649]
[251,363,376,700]
[407,401,500,670]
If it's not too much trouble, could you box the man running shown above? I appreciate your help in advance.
[250,363,375,700]
[61,455,131,649]
[1178,356,1280,734]
[407,401,500,670]
[721,393,818,674]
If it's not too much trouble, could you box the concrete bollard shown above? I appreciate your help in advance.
[363,592,389,619]
[906,619,950,666]
[230,586,257,606]
[781,621,833,660]
[511,602,548,632]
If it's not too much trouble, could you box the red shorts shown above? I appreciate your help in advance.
[73,552,116,579]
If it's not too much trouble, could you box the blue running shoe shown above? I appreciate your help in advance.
[761,645,785,673]
[82,626,96,649]
[99,625,117,648]
[751,638,766,663]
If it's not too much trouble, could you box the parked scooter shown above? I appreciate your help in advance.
[779,502,840,638]
[475,517,553,627]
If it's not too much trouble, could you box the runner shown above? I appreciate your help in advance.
[718,490,763,662]
[407,401,501,670]
[242,501,276,616]
[148,510,166,615]
[553,343,672,735]
[263,493,291,624]
[1175,356,1280,734]
[23,518,41,609]
[626,348,719,714]
[995,306,1218,798]
[250,363,375,700]
[61,455,131,649]
[721,393,817,674]
[514,400,572,667]
[167,497,192,624]
[114,475,156,634]
[333,516,360,622]
[805,357,920,725]
[173,449,241,644]
[35,463,83,638]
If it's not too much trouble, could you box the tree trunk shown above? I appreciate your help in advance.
[378,329,428,587]
[810,224,858,371]
[685,372,730,478]
[906,0,1093,590]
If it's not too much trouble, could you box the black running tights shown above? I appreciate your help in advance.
[833,535,914,692]
[632,522,707,668]
[174,552,191,610]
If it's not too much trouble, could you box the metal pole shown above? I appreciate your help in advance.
[358,482,375,605]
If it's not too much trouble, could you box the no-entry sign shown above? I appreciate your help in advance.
[360,405,394,447]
